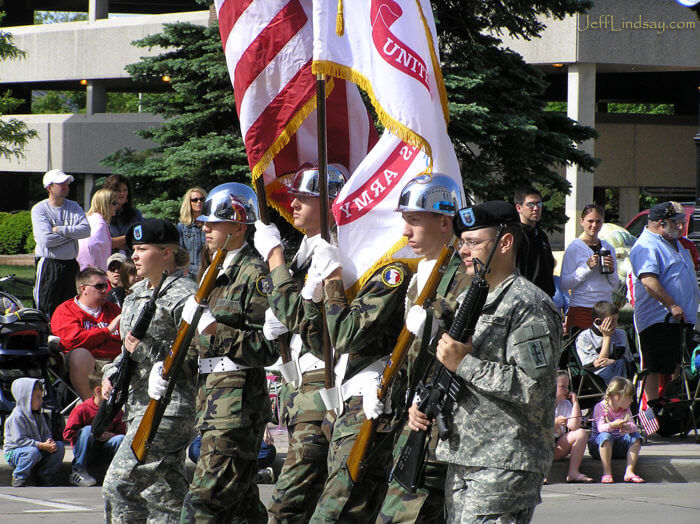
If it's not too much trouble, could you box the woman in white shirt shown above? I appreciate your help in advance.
[561,204,619,334]
[77,189,118,271]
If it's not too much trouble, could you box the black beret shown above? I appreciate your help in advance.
[453,201,520,235]
[126,219,180,249]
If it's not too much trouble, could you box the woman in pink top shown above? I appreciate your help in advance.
[588,377,644,483]
[77,189,118,271]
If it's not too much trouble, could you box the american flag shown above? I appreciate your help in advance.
[214,0,377,220]
[637,408,660,436]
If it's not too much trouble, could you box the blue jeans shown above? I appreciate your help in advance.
[72,425,124,472]
[597,359,629,385]
[588,431,642,459]
[5,441,66,481]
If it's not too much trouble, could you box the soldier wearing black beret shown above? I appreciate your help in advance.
[408,200,562,522]
[126,218,181,249]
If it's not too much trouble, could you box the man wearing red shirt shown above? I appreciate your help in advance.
[51,268,121,400]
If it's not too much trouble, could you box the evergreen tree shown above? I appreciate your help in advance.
[0,10,37,160]
[103,1,599,230]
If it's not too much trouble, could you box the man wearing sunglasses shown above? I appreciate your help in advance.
[421,201,561,523]
[51,268,122,400]
[514,187,556,297]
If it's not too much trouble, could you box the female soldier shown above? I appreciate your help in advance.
[102,218,198,523]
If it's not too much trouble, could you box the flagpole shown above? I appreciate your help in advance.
[253,176,292,364]
[316,73,335,394]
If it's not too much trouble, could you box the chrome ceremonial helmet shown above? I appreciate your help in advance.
[198,182,257,224]
[288,164,348,200]
[395,173,463,216]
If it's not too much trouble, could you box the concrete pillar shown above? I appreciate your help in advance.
[618,187,640,227]
[565,63,596,246]
[89,0,109,22]
[83,174,95,208]
[86,81,106,115]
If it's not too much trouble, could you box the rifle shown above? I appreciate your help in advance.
[391,227,505,493]
[130,235,232,463]
[346,241,457,483]
[91,271,168,439]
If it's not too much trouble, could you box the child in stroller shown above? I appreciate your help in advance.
[0,275,70,444]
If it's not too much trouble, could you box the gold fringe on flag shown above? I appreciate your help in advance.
[336,0,345,36]
[415,0,450,125]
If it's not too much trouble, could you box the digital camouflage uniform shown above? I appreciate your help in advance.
[308,262,412,523]
[435,272,562,523]
[266,250,329,524]
[180,244,278,524]
[378,254,469,524]
[103,271,198,524]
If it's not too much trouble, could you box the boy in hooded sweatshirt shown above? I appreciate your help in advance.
[3,378,65,487]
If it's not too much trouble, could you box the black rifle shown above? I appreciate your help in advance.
[91,270,168,439]
[392,229,505,493]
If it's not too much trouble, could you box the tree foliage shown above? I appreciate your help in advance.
[104,1,599,230]
[0,11,37,160]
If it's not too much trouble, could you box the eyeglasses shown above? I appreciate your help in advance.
[191,197,205,203]
[457,237,497,250]
[524,201,543,209]
[84,283,109,291]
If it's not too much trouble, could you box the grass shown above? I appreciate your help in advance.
[0,264,36,307]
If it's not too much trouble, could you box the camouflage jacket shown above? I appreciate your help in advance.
[193,243,278,431]
[109,271,198,423]
[310,262,411,380]
[435,272,562,475]
[268,256,326,425]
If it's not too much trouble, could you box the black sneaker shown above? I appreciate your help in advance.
[255,467,275,484]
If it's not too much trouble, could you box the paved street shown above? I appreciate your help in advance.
[0,428,697,522]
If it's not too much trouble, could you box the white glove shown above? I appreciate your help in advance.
[263,308,289,341]
[311,239,341,280]
[406,305,438,340]
[253,220,282,261]
[301,268,324,302]
[182,296,217,334]
[362,386,391,420]
[148,362,168,400]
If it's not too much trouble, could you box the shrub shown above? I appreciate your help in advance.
[0,211,34,255]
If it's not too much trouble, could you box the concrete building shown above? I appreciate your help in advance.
[0,0,207,209]
[499,0,699,244]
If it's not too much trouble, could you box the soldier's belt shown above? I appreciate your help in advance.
[198,356,251,374]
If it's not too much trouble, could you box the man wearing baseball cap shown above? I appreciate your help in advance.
[31,169,90,316]
[630,201,699,402]
[409,201,561,522]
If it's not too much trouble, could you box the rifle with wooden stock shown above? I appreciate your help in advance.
[130,235,232,463]
[91,270,168,439]
[346,240,457,483]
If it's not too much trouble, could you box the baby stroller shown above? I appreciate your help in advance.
[0,275,67,443]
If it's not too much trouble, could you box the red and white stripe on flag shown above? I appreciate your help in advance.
[215,0,377,221]
[638,408,660,436]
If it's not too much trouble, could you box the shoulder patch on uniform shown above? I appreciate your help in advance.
[256,275,271,296]
[381,265,405,288]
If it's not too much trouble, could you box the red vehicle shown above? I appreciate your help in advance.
[625,204,695,238]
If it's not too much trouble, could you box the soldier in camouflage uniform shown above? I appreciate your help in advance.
[252,165,347,523]
[102,219,199,523]
[377,174,467,524]
[304,223,412,523]
[176,183,278,523]
[423,201,562,523]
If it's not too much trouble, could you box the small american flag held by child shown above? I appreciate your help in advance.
[638,408,660,436]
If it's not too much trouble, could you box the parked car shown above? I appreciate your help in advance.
[625,203,695,238]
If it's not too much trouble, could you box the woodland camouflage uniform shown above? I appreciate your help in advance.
[180,244,278,524]
[103,271,198,524]
[308,262,411,523]
[265,251,331,524]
